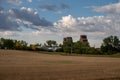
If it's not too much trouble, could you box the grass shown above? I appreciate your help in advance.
[36,51,120,58]
[111,53,120,58]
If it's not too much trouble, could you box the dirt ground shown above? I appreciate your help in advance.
[0,50,120,80]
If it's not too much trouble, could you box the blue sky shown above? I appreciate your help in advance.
[0,0,120,47]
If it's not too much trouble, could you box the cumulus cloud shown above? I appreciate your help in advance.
[54,15,106,33]
[93,2,120,36]
[54,15,77,32]
[0,7,53,31]
[32,29,53,36]
[11,7,52,27]
[54,14,120,43]
[0,11,20,31]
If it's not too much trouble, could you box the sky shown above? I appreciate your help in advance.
[0,0,120,47]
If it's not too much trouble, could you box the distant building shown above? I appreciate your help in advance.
[63,37,73,43]
[63,37,73,53]
[80,35,88,42]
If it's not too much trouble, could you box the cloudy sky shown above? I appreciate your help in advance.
[0,0,120,47]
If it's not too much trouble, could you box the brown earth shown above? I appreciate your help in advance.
[0,50,120,80]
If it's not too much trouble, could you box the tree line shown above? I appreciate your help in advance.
[0,38,28,50]
[59,35,120,55]
[0,38,58,51]
[0,35,120,55]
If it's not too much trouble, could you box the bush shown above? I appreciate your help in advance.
[101,36,120,54]
[63,47,71,53]
[87,48,102,55]
[56,48,63,52]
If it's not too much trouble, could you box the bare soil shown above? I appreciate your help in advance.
[0,50,120,80]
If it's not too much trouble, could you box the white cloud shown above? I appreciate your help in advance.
[32,31,41,36]
[8,0,22,5]
[54,15,106,33]
[54,15,77,32]
[28,0,32,3]
[93,2,120,37]
[0,31,16,36]
[93,2,120,14]
[0,7,52,31]
[32,29,53,36]
[4,31,14,36]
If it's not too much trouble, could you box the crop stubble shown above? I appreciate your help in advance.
[0,50,120,80]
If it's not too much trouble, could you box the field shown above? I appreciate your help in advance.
[0,50,120,80]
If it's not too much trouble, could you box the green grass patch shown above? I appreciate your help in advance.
[111,53,120,58]
[36,51,120,58]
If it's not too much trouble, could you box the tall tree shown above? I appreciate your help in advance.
[63,38,73,53]
[101,36,120,54]
[20,40,28,50]
[2,39,14,49]
[15,41,22,49]
[73,41,89,54]
[46,40,57,47]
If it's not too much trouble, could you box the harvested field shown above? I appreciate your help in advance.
[0,50,120,80]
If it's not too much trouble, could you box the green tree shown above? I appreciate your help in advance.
[15,41,22,49]
[63,39,73,53]
[73,41,89,54]
[20,40,28,50]
[101,36,120,54]
[46,40,57,47]
[0,38,5,48]
[0,38,29,50]
[2,39,14,49]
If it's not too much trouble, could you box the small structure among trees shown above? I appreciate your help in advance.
[80,35,88,42]
[63,37,73,53]
[63,37,73,43]
[63,35,89,54]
